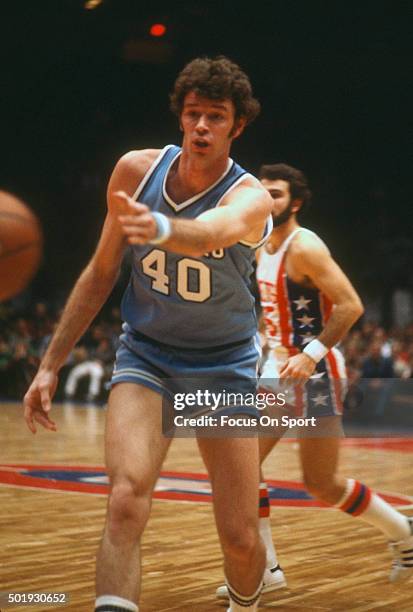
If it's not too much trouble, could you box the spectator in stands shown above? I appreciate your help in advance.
[8,341,39,399]
[31,302,53,342]
[4,300,409,405]
[64,346,105,403]
[9,318,32,352]
[361,340,394,378]
[391,340,411,378]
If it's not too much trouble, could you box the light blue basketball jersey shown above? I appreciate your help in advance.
[121,145,271,348]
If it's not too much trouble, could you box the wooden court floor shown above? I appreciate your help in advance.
[1,401,413,611]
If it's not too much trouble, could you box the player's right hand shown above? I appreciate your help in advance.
[23,369,58,434]
[114,191,158,245]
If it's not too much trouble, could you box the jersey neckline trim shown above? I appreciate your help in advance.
[262,227,327,259]
[162,150,234,212]
[132,145,175,202]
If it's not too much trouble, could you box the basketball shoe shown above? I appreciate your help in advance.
[389,517,413,582]
[216,564,287,599]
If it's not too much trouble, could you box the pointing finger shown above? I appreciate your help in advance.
[113,192,148,213]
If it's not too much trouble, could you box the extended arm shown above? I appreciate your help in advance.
[116,181,272,257]
[23,150,155,432]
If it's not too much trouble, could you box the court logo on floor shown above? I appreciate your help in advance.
[0,464,412,509]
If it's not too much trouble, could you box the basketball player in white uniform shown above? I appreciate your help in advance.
[217,163,413,600]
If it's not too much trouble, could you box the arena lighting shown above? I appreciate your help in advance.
[84,0,103,9]
[150,23,167,37]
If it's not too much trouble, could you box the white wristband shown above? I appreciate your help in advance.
[149,212,172,245]
[303,339,329,363]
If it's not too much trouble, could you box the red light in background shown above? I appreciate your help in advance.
[150,23,167,37]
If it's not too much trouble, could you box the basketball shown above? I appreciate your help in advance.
[0,190,43,301]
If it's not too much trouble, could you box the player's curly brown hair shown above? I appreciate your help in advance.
[170,56,260,124]
[259,163,312,212]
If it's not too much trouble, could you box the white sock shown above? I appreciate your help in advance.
[259,517,279,568]
[362,494,411,541]
[226,579,262,611]
[335,478,411,541]
[95,595,138,612]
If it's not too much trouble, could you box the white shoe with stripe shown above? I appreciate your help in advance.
[389,517,413,582]
[216,565,287,599]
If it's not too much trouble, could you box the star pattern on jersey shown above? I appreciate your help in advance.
[300,332,315,345]
[311,393,329,407]
[293,296,312,311]
[297,314,315,328]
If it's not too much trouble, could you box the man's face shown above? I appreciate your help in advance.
[180,91,245,160]
[261,178,296,227]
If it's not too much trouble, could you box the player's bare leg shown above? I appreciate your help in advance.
[299,418,413,582]
[199,436,265,610]
[259,435,282,466]
[95,384,171,610]
[215,433,288,600]
[258,406,289,481]
[299,419,346,504]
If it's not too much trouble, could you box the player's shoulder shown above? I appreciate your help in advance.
[234,173,268,194]
[107,148,162,199]
[115,148,162,176]
[289,228,330,259]
[224,173,272,206]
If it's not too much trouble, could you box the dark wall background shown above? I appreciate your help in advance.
[0,0,412,318]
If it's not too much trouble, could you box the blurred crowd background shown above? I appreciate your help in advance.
[1,297,413,403]
[0,300,121,402]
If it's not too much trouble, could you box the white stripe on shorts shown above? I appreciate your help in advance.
[111,367,165,391]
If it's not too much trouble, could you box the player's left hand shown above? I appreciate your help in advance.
[114,191,158,245]
[279,352,316,381]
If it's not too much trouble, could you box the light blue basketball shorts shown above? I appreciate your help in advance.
[110,323,261,417]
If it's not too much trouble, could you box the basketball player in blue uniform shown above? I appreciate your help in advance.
[217,163,413,600]
[23,57,273,612]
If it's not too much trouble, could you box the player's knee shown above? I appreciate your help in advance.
[221,523,260,563]
[107,479,151,540]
